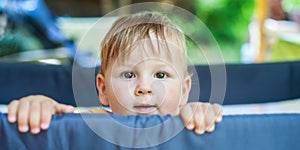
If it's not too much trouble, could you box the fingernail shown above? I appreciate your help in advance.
[67,106,75,112]
[187,123,194,130]
[207,125,215,132]
[31,128,40,134]
[41,123,49,130]
[216,116,222,122]
[19,125,29,132]
[8,116,16,122]
[196,128,205,135]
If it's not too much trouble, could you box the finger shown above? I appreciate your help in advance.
[17,99,30,133]
[55,104,75,114]
[40,101,55,130]
[194,104,206,135]
[29,101,41,134]
[7,100,19,123]
[206,123,215,133]
[179,104,194,130]
[64,105,75,113]
[213,104,223,123]
[204,104,216,132]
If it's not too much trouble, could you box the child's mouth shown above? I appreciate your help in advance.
[133,105,157,114]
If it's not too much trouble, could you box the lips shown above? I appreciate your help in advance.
[133,104,157,114]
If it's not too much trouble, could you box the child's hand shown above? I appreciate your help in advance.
[179,102,222,135]
[7,95,74,134]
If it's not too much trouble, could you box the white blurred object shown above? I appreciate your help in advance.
[57,17,117,57]
[38,58,62,65]
[241,43,259,64]
[241,19,300,63]
[223,98,300,115]
[265,19,300,36]
[278,32,300,44]
[241,19,260,63]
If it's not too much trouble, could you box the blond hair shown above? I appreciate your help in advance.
[100,11,188,76]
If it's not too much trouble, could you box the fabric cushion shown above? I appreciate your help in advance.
[0,113,299,150]
[1,61,300,105]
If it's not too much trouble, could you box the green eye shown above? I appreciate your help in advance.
[122,72,136,79]
[154,72,167,79]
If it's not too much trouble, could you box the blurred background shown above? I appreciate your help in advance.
[0,0,300,65]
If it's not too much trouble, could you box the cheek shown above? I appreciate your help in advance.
[153,80,182,104]
[157,85,181,115]
[165,86,181,103]
[108,80,134,102]
[107,80,136,115]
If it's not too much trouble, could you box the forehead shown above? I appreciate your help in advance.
[120,35,185,65]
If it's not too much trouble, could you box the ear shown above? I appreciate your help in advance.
[180,75,191,106]
[96,74,109,106]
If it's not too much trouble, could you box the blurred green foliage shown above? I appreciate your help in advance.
[194,0,255,63]
[283,0,300,11]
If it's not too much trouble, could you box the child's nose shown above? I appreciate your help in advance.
[135,87,152,96]
[134,78,153,96]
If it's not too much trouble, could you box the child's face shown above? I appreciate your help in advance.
[97,39,191,116]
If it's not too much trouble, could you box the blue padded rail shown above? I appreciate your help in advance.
[196,61,300,104]
[0,113,299,150]
[0,61,300,106]
[0,62,75,105]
